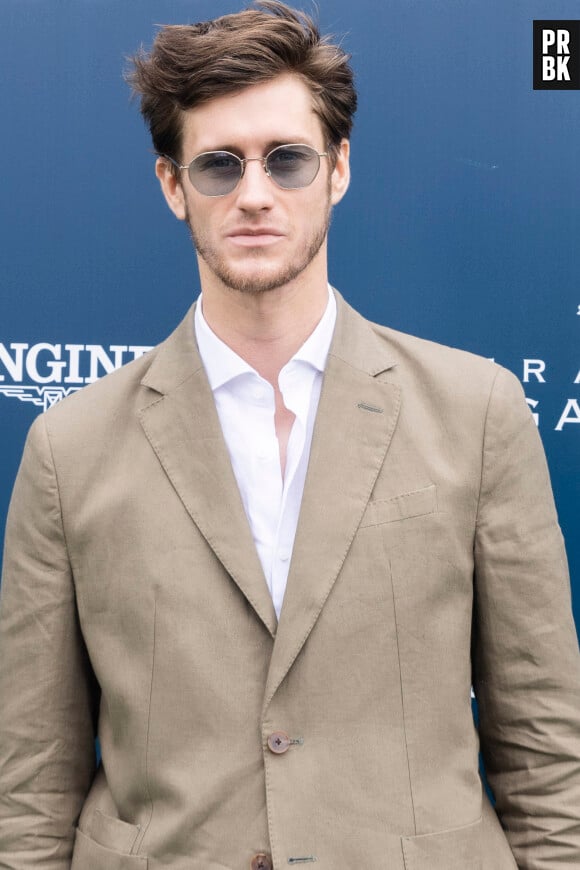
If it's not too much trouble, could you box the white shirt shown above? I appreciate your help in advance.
[194,288,336,619]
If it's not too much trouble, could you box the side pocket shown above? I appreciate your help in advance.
[401,816,482,870]
[71,827,148,870]
[88,809,141,853]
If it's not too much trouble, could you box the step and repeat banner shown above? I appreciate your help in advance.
[1,0,578,653]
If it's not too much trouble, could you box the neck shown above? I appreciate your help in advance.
[198,264,329,386]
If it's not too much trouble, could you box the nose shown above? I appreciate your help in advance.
[234,157,276,211]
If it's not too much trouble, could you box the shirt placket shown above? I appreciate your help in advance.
[269,364,313,615]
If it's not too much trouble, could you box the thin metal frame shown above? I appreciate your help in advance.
[161,143,329,196]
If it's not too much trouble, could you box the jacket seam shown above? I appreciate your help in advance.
[389,560,418,836]
[473,367,502,538]
[134,596,157,852]
[41,413,74,573]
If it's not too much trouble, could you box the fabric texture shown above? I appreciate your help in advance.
[0,291,579,870]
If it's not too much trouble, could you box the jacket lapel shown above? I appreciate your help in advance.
[138,306,278,637]
[136,294,400,669]
[263,293,401,709]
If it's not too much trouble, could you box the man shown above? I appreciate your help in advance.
[0,2,579,868]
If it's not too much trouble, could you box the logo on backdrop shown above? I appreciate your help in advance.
[521,358,580,431]
[533,21,580,89]
[0,343,152,412]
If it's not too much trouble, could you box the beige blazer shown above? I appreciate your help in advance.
[1,291,579,870]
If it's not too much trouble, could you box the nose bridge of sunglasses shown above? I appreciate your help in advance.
[238,156,275,190]
[241,155,271,177]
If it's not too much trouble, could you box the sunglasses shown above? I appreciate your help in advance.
[162,143,328,197]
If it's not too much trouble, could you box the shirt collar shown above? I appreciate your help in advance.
[194,285,337,392]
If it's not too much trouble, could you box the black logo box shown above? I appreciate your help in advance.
[533,20,580,89]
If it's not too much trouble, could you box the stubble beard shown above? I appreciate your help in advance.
[184,199,332,295]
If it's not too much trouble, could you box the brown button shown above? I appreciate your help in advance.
[251,853,273,870]
[267,731,291,754]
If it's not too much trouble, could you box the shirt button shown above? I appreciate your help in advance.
[267,731,291,754]
[251,854,273,870]
[278,549,291,562]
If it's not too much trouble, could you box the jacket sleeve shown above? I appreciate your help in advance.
[472,366,580,869]
[0,414,98,870]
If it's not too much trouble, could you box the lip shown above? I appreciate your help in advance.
[226,228,285,247]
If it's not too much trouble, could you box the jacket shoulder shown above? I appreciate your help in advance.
[40,304,198,439]
[41,346,160,429]
[373,320,495,375]
[368,319,524,401]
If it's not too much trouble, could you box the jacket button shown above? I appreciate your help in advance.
[267,731,291,754]
[251,853,273,870]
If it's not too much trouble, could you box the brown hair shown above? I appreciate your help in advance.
[126,0,356,171]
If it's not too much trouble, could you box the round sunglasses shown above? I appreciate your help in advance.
[162,143,328,197]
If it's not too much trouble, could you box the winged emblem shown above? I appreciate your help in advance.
[0,385,82,411]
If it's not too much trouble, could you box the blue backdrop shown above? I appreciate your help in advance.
[1,0,578,643]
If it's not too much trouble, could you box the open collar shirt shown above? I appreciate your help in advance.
[194,287,337,619]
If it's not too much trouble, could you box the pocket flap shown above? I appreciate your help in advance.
[87,809,141,854]
[87,810,141,854]
[72,828,148,870]
[401,816,481,870]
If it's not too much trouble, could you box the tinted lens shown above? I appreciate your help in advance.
[188,151,242,196]
[267,145,321,189]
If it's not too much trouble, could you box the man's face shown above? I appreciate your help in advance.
[156,73,350,296]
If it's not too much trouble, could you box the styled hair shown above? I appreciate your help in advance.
[126,1,356,171]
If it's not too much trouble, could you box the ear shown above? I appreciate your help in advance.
[330,138,350,205]
[155,157,187,221]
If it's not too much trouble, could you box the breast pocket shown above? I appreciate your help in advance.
[359,483,437,528]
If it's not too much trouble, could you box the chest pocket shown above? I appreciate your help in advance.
[359,483,437,528]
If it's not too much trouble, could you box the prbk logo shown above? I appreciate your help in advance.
[0,343,152,411]
[533,21,580,89]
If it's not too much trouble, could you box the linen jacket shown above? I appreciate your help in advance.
[1,291,579,870]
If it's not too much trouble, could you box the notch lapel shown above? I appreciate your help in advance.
[264,294,401,709]
[138,306,277,637]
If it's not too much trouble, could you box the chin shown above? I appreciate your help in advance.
[216,263,301,295]
[222,276,292,295]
